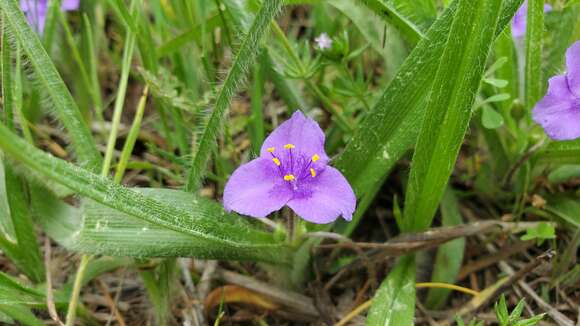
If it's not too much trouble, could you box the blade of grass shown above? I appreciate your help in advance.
[0,304,44,326]
[334,0,524,200]
[185,0,283,191]
[524,0,545,120]
[101,1,137,176]
[425,188,465,309]
[0,124,291,263]
[0,0,101,172]
[403,0,503,232]
[250,53,266,154]
[353,0,425,44]
[367,255,416,325]
[114,86,149,183]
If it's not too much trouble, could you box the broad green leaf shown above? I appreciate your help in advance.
[367,255,416,325]
[356,0,425,44]
[334,0,524,200]
[535,139,580,165]
[32,186,290,263]
[403,0,503,231]
[0,124,292,265]
[0,0,101,172]
[524,0,545,112]
[185,0,283,191]
[548,165,580,184]
[425,188,465,309]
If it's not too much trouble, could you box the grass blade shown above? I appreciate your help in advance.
[0,125,291,264]
[524,0,545,115]
[334,0,523,200]
[0,0,101,172]
[367,255,416,325]
[425,188,465,309]
[403,0,503,232]
[357,0,425,44]
[185,0,283,191]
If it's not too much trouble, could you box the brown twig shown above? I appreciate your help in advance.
[96,279,127,326]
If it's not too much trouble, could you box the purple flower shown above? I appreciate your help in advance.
[224,111,356,224]
[511,0,552,39]
[314,33,332,50]
[532,41,580,140]
[20,0,80,34]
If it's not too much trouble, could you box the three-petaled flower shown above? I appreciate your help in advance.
[20,0,80,34]
[532,41,580,141]
[224,111,356,224]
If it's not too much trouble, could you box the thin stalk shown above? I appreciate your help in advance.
[58,10,101,111]
[114,86,149,183]
[64,255,90,326]
[101,19,137,176]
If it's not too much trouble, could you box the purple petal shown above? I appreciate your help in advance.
[61,0,80,11]
[223,158,292,218]
[260,111,329,162]
[533,75,580,140]
[565,41,580,97]
[287,167,356,224]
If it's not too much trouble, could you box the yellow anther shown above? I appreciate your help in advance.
[283,174,295,181]
[284,143,295,149]
[267,147,275,153]
[310,168,316,177]
[272,158,281,166]
[312,154,320,162]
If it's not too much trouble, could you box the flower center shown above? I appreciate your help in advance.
[268,144,323,189]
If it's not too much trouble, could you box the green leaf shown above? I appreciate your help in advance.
[0,124,292,264]
[334,0,524,199]
[354,0,425,44]
[0,160,45,283]
[425,188,465,309]
[482,107,505,129]
[535,139,580,165]
[367,255,416,325]
[403,0,503,231]
[524,0,545,113]
[0,305,44,326]
[185,0,283,191]
[0,0,101,172]
[543,196,580,229]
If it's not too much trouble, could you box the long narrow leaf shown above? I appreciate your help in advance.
[0,0,101,172]
[0,124,292,264]
[334,0,524,200]
[185,0,283,191]
[356,0,425,44]
[403,0,503,232]
[524,0,545,113]
[367,255,416,325]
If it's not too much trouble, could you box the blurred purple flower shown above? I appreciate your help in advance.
[511,0,552,39]
[532,41,580,140]
[20,0,80,34]
[314,33,332,50]
[224,111,356,224]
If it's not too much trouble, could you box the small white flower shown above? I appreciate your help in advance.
[314,33,332,50]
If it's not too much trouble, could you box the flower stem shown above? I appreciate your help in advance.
[65,254,91,326]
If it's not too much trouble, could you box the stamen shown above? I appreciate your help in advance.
[284,143,295,149]
[267,147,275,153]
[283,174,295,181]
[312,154,320,162]
[310,168,316,177]
[272,158,281,166]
